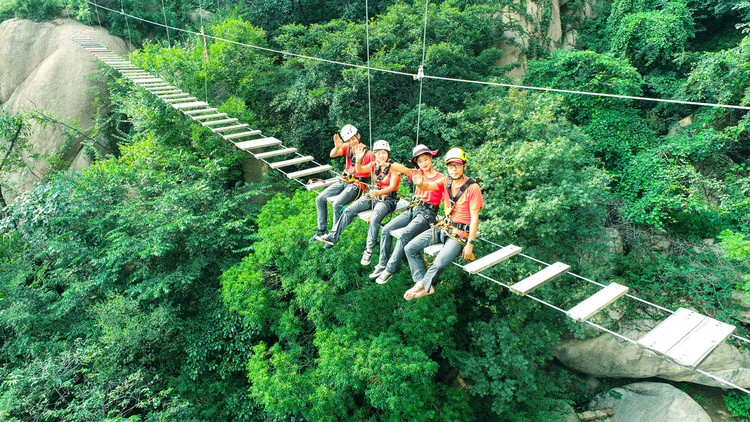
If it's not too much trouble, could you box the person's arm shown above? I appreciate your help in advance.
[461,205,480,261]
[354,144,373,174]
[330,133,346,158]
[413,172,441,191]
[389,161,414,178]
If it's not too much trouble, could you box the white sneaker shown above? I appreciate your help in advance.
[369,265,385,279]
[361,249,373,266]
[376,271,393,285]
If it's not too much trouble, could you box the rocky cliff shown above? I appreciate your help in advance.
[0,18,128,201]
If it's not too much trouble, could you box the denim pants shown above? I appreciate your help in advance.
[404,226,464,292]
[328,198,397,250]
[377,206,436,273]
[315,180,361,233]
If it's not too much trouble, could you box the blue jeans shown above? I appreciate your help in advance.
[328,197,397,250]
[404,226,464,292]
[315,180,361,233]
[378,206,436,273]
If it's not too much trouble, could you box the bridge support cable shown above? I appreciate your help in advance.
[76,0,750,114]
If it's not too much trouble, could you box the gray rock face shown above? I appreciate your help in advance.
[0,18,128,201]
[590,382,711,422]
[554,319,750,388]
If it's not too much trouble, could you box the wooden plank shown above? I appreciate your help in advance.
[566,283,629,322]
[159,93,192,99]
[150,90,182,95]
[132,78,163,84]
[269,155,314,169]
[235,137,281,150]
[286,165,333,179]
[254,147,297,159]
[462,245,522,274]
[394,198,411,213]
[173,101,209,109]
[424,243,444,256]
[191,113,228,120]
[637,308,706,355]
[201,118,239,126]
[165,97,198,104]
[390,226,407,239]
[183,108,218,115]
[211,124,250,132]
[222,130,262,140]
[509,262,571,296]
[140,83,170,88]
[666,317,736,368]
[305,178,337,191]
[358,209,374,221]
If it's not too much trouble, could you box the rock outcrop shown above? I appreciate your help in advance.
[590,382,711,422]
[0,18,128,201]
[554,318,750,388]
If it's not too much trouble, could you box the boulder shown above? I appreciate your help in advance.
[554,318,750,388]
[590,382,711,422]
[0,18,128,201]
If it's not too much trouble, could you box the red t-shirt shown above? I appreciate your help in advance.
[408,170,445,206]
[376,166,400,191]
[341,144,372,178]
[444,178,483,234]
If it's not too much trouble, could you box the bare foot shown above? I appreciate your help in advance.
[411,286,435,300]
[404,284,425,301]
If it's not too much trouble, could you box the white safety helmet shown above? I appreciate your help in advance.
[340,124,358,142]
[373,139,391,152]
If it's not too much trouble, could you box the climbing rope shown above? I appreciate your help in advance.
[119,0,133,51]
[414,0,429,145]
[199,0,209,103]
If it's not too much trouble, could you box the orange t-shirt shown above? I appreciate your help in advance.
[444,178,483,234]
[341,144,372,178]
[408,170,445,206]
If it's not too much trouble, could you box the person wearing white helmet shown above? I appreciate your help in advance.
[315,140,401,265]
[403,147,484,300]
[310,124,373,243]
[370,144,445,284]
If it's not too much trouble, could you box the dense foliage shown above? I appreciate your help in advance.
[1,0,749,420]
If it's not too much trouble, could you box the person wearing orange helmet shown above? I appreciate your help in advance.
[402,147,484,300]
[315,140,401,266]
[310,124,373,243]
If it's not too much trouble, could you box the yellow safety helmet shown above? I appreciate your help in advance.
[444,147,467,165]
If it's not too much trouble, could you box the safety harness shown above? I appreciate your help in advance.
[341,145,370,188]
[374,159,398,200]
[444,177,478,237]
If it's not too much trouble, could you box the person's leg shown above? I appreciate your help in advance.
[315,181,345,234]
[383,212,432,274]
[403,226,441,285]
[327,199,370,244]
[376,209,413,268]
[365,201,393,251]
[331,183,361,226]
[418,234,463,292]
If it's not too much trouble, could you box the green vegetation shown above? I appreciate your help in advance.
[1,0,749,420]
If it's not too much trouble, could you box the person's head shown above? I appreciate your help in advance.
[373,140,390,164]
[340,124,360,144]
[444,147,467,179]
[410,144,438,172]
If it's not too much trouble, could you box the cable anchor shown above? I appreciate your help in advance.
[413,65,424,81]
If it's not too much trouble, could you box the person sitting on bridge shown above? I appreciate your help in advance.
[402,147,483,300]
[370,144,445,284]
[310,124,372,243]
[315,140,401,266]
